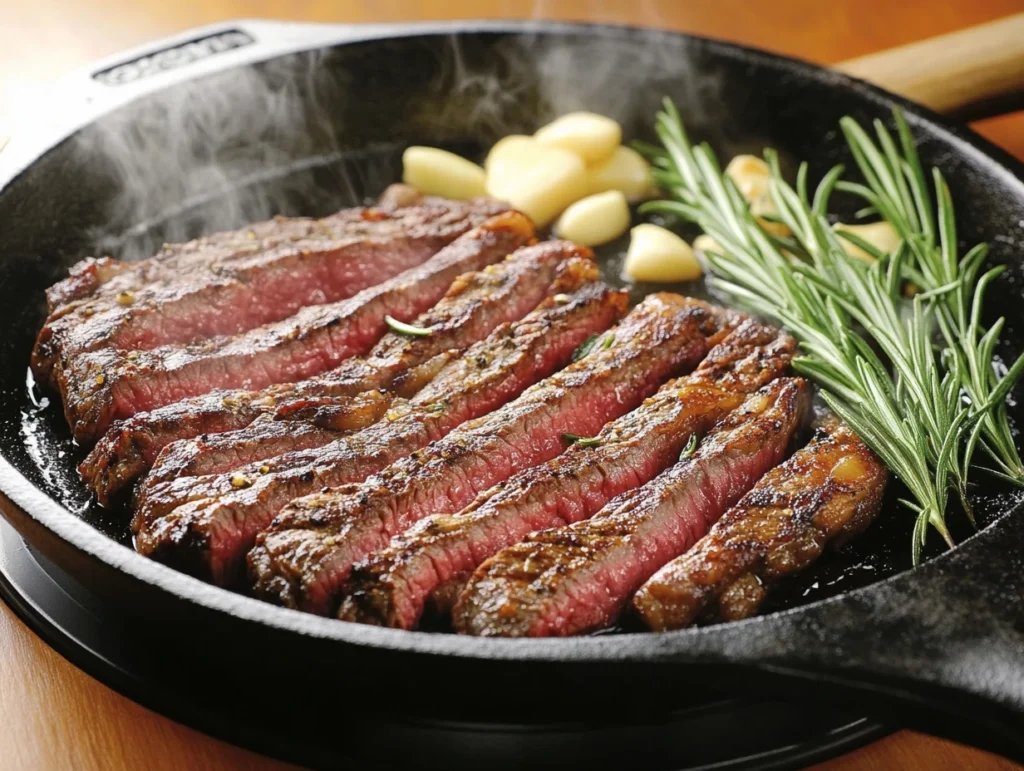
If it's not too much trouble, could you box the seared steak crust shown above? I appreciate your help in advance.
[453,378,810,637]
[250,294,734,616]
[35,196,508,384]
[133,269,625,585]
[338,319,796,629]
[59,212,532,441]
[81,239,578,502]
[633,419,886,630]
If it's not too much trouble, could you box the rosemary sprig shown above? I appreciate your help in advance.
[637,98,1012,562]
[837,111,1024,487]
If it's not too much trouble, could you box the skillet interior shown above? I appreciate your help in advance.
[2,22,1024,750]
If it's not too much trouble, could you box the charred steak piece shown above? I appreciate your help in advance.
[250,294,735,616]
[337,318,797,630]
[81,239,578,503]
[34,195,509,384]
[453,378,810,637]
[633,419,887,630]
[58,212,533,441]
[132,268,626,585]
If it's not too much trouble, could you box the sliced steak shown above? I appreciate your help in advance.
[337,319,795,629]
[140,392,393,485]
[59,212,533,441]
[633,419,886,630]
[34,195,509,383]
[250,293,733,616]
[81,240,578,502]
[132,261,611,524]
[453,377,810,637]
[133,271,627,584]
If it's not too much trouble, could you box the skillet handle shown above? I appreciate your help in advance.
[836,12,1024,120]
[705,506,1024,763]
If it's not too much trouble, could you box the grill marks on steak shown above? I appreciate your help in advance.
[452,378,810,637]
[81,240,579,503]
[633,419,886,630]
[249,294,732,615]
[337,319,796,629]
[34,195,508,384]
[132,271,626,585]
[59,212,533,441]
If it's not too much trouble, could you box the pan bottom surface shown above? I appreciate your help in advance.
[0,515,887,770]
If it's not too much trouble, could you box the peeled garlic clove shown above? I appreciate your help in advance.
[402,147,487,200]
[534,112,622,165]
[725,155,771,199]
[692,234,721,254]
[554,191,631,247]
[725,154,790,237]
[623,224,702,283]
[485,139,587,227]
[485,135,533,174]
[833,221,901,262]
[587,146,654,200]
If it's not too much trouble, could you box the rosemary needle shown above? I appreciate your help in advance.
[385,315,432,337]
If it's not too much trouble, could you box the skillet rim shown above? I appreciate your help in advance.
[1,18,1023,661]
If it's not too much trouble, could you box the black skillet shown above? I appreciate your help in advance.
[2,18,1024,767]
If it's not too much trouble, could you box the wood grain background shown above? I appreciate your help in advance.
[1,1,1023,769]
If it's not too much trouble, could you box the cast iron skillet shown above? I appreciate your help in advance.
[2,19,1024,762]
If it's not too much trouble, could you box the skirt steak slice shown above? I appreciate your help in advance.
[337,318,793,630]
[453,377,810,637]
[249,293,734,616]
[60,212,533,440]
[34,194,508,383]
[632,419,886,630]
[81,239,578,502]
[133,270,627,585]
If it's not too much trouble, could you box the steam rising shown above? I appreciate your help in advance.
[79,27,729,261]
[79,51,351,260]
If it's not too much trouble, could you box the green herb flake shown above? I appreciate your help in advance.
[571,334,599,362]
[562,432,601,448]
[680,434,698,459]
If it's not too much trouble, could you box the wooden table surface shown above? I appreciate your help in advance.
[2,1,1023,769]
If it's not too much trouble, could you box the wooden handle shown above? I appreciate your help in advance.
[836,13,1024,119]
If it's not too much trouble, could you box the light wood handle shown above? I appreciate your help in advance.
[836,13,1024,119]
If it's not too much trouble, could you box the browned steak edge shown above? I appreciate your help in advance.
[632,419,887,630]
